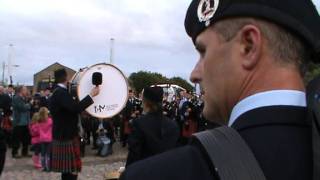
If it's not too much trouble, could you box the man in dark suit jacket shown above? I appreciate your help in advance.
[0,86,8,176]
[49,69,99,180]
[120,0,320,179]
[0,86,12,117]
[39,88,51,108]
[120,90,141,147]
[126,87,179,167]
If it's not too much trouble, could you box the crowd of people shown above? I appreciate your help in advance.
[0,69,214,179]
[79,87,217,159]
[0,85,53,169]
[117,88,217,149]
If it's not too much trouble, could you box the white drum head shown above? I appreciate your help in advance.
[78,63,128,118]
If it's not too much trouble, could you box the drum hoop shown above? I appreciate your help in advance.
[69,68,88,85]
[77,63,129,119]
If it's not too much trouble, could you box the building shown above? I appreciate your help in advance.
[33,62,76,93]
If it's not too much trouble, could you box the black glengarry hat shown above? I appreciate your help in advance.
[185,0,320,59]
[54,68,67,83]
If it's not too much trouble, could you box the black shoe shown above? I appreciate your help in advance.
[42,168,50,172]
[91,146,98,150]
[22,154,32,158]
[12,155,22,159]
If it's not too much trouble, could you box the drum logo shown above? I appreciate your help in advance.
[197,0,219,27]
[94,104,119,113]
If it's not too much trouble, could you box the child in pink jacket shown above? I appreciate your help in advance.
[38,107,52,172]
[29,113,42,169]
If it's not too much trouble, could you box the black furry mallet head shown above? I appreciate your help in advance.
[92,72,103,86]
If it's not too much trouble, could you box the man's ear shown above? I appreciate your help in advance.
[238,25,262,70]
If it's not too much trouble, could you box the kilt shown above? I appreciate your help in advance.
[51,137,82,173]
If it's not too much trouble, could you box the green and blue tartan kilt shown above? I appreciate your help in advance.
[51,137,82,173]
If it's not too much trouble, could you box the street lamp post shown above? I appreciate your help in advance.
[1,62,20,85]
[109,38,115,64]
[2,62,5,85]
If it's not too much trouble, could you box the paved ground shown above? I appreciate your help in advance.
[1,142,128,180]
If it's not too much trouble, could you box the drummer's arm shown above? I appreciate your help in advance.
[60,92,93,113]
[61,86,99,113]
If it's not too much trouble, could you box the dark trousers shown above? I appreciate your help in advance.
[40,143,51,171]
[0,129,7,175]
[85,130,98,148]
[0,148,6,176]
[12,126,30,156]
[3,130,12,148]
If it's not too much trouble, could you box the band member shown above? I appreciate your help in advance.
[180,92,198,140]
[49,69,99,180]
[96,118,115,157]
[7,85,15,100]
[126,87,179,167]
[0,86,12,119]
[0,86,8,175]
[120,0,320,179]
[120,89,140,147]
[0,86,13,148]
[163,98,176,119]
[39,88,51,108]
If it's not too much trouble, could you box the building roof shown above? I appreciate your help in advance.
[34,62,76,76]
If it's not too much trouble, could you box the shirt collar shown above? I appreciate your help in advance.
[228,90,306,127]
[57,83,67,89]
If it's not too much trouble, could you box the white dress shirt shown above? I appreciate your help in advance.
[228,90,307,126]
[57,83,67,89]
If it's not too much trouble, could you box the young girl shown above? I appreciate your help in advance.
[29,113,41,169]
[38,107,53,172]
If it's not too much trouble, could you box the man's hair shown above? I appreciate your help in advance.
[212,17,309,74]
[16,86,25,94]
[143,98,163,114]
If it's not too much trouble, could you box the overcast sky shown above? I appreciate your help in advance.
[0,0,319,85]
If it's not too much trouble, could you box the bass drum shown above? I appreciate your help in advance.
[77,63,129,119]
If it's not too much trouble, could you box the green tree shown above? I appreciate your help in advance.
[128,71,194,93]
[304,62,320,83]
[129,71,169,93]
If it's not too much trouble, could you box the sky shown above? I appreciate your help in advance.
[0,0,319,85]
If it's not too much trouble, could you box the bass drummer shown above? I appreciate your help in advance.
[49,68,100,180]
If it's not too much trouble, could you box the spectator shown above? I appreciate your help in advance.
[38,107,52,172]
[0,86,13,148]
[29,113,41,169]
[12,86,31,158]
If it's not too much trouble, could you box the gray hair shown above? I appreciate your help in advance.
[212,17,308,74]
